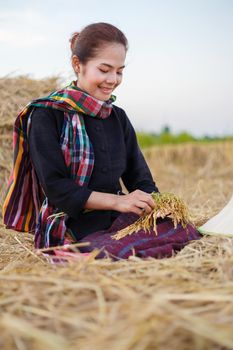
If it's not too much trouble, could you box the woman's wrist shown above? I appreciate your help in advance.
[84,191,118,211]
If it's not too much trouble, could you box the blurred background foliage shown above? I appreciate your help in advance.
[136,125,233,148]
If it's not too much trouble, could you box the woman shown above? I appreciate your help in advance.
[3,23,201,259]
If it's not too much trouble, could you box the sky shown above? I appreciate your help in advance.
[0,0,232,137]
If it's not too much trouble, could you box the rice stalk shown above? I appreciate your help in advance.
[113,192,193,240]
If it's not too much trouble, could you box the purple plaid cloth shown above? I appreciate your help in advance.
[79,213,201,260]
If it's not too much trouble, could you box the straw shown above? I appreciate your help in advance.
[113,192,192,240]
[0,76,233,350]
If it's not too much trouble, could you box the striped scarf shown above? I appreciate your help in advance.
[2,81,116,248]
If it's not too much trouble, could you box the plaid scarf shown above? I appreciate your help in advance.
[2,81,116,248]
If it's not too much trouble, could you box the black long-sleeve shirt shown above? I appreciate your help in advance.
[28,105,159,239]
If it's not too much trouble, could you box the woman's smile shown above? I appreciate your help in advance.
[98,86,114,95]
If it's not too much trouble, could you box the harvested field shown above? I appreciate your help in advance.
[0,76,233,350]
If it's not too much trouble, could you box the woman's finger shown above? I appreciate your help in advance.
[137,202,153,215]
[146,195,156,209]
[138,193,155,209]
[132,206,144,216]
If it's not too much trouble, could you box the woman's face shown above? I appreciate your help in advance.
[73,43,126,101]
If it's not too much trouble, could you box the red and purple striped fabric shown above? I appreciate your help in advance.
[79,213,202,260]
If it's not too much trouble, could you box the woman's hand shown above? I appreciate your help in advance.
[84,190,155,216]
[114,189,155,216]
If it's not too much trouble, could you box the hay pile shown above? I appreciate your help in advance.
[0,75,60,213]
[0,76,233,350]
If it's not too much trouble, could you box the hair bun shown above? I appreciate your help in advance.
[70,32,79,52]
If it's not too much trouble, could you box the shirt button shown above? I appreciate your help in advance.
[101,167,108,173]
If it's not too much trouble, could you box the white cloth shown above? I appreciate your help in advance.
[198,195,233,236]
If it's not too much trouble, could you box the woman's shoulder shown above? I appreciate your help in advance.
[112,104,126,116]
[30,107,64,134]
[112,104,134,131]
[31,106,64,120]
[31,106,64,123]
[112,104,131,125]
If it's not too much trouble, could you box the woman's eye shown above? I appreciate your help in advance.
[99,69,108,73]
[117,71,123,76]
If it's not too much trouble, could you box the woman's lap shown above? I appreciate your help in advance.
[78,212,201,260]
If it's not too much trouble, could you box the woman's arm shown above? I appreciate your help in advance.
[28,108,93,219]
[84,189,155,216]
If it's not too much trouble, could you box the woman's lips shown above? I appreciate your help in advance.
[99,87,113,94]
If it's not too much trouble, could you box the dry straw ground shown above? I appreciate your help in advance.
[0,76,233,350]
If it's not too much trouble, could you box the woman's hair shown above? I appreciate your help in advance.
[70,22,128,64]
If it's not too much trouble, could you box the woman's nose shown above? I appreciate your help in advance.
[105,72,118,84]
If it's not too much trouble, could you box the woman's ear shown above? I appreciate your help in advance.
[72,55,81,75]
